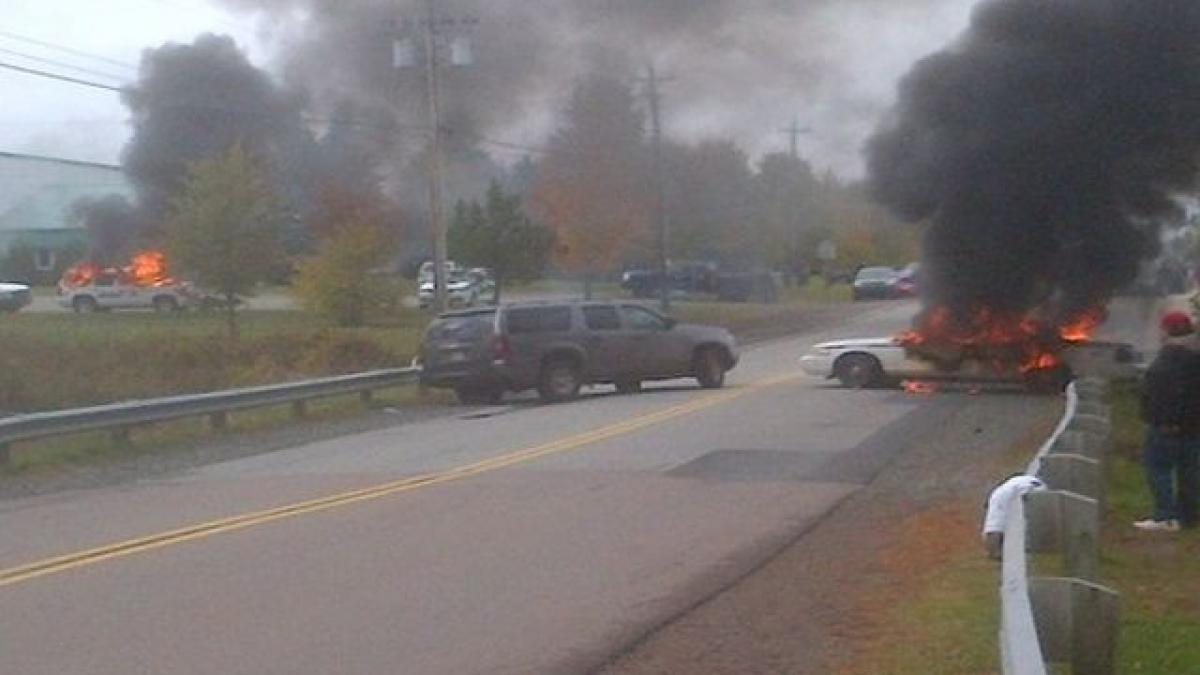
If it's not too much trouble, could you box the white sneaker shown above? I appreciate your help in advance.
[1133,519,1181,532]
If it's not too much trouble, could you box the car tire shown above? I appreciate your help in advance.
[538,359,582,403]
[72,296,98,314]
[695,348,726,389]
[835,353,883,389]
[614,379,642,395]
[153,296,179,313]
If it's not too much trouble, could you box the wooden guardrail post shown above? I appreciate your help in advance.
[1025,489,1101,581]
[1030,577,1120,675]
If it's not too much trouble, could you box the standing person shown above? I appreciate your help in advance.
[1135,311,1200,531]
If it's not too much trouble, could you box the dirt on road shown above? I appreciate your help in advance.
[598,391,1060,675]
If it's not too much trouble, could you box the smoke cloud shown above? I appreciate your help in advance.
[216,0,977,177]
[868,0,1200,321]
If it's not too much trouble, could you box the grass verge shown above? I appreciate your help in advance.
[839,381,1200,675]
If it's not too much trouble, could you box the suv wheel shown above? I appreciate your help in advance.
[153,296,179,313]
[695,348,726,389]
[538,359,582,403]
[72,296,98,314]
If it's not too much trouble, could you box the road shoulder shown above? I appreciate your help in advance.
[598,391,1060,675]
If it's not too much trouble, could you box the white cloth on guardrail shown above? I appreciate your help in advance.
[982,475,1045,537]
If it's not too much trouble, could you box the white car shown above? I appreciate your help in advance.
[800,337,1136,389]
[0,282,33,313]
[418,275,479,309]
[58,272,195,313]
[799,337,1057,389]
[801,338,933,388]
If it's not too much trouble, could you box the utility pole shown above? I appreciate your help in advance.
[643,64,672,313]
[781,117,811,161]
[422,0,448,314]
[393,1,477,314]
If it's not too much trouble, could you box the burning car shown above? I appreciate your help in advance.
[800,306,1129,390]
[57,251,201,313]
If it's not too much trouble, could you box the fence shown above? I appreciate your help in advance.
[998,378,1121,675]
[0,367,420,466]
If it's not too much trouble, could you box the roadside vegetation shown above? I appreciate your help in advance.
[837,381,1200,675]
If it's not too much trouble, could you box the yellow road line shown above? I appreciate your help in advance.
[0,372,799,589]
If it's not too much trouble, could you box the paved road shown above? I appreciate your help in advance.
[0,300,1046,674]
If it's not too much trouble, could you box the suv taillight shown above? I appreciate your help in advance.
[492,335,513,363]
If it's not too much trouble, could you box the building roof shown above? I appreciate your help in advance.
[0,151,130,234]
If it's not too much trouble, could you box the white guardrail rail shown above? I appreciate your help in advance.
[0,367,420,465]
[998,379,1121,675]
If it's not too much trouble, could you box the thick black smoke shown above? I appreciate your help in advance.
[69,195,146,263]
[868,0,1200,322]
[122,34,311,224]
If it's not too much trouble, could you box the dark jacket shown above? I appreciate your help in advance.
[1141,340,1200,436]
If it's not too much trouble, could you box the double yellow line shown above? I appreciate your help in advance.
[0,372,798,589]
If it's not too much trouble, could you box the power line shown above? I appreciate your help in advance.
[0,29,138,71]
[0,47,129,83]
[0,60,123,92]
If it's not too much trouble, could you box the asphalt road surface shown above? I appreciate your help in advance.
[0,299,1062,674]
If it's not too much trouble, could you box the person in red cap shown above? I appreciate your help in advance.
[1135,310,1200,531]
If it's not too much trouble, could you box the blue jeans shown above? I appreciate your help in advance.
[1144,428,1200,526]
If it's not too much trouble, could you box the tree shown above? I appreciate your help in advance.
[165,145,284,340]
[530,73,650,297]
[449,181,555,303]
[292,215,397,327]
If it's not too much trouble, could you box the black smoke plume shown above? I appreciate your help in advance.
[69,195,145,263]
[868,0,1200,322]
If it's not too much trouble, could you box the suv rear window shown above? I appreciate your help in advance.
[506,306,572,334]
[426,311,495,341]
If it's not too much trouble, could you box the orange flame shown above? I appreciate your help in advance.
[60,250,176,289]
[902,380,939,395]
[898,304,1105,376]
[124,250,174,287]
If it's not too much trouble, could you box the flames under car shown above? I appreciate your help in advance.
[799,337,1136,391]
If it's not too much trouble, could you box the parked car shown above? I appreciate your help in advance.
[418,273,480,309]
[467,268,496,300]
[892,263,921,298]
[851,266,901,301]
[0,282,33,313]
[57,272,196,313]
[419,301,739,404]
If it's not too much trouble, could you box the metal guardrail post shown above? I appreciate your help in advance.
[0,367,420,466]
[1025,489,1101,582]
[1029,577,1120,675]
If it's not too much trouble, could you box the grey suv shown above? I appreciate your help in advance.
[419,301,739,404]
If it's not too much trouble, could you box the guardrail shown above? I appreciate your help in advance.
[0,367,420,465]
[998,378,1121,675]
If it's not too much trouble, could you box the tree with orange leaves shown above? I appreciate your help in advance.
[530,73,651,297]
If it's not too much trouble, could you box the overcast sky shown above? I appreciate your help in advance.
[1,0,977,178]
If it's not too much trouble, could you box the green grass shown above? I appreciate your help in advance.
[844,382,1200,675]
[0,309,425,413]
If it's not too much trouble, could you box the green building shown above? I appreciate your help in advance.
[0,151,131,285]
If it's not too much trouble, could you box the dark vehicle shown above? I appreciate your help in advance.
[851,266,901,301]
[419,301,739,404]
[620,261,718,299]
